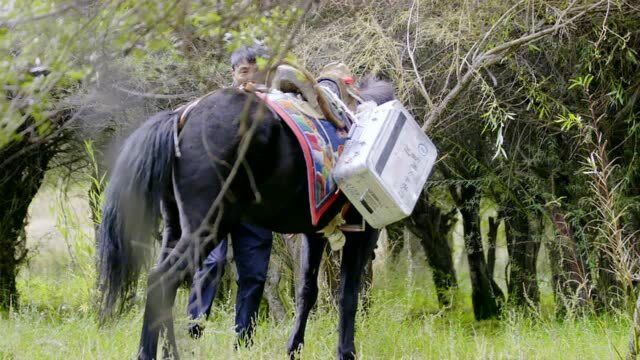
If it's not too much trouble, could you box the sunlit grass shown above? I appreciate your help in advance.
[0,187,631,359]
[2,248,629,359]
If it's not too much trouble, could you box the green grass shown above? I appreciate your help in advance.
[1,253,630,359]
[0,187,631,359]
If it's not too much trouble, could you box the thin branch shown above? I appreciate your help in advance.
[122,0,182,56]
[469,0,526,67]
[422,0,608,131]
[111,84,198,100]
[406,0,433,111]
[0,4,77,28]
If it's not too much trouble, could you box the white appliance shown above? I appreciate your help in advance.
[333,100,438,228]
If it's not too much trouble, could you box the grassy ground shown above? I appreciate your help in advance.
[0,186,631,359]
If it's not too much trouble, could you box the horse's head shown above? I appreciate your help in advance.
[355,75,395,106]
[317,62,395,109]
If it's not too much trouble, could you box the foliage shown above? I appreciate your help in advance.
[2,0,640,355]
[288,0,640,317]
[0,0,308,310]
[0,0,306,149]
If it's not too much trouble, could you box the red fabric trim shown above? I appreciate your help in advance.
[256,92,341,225]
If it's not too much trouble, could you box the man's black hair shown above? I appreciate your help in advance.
[230,44,270,69]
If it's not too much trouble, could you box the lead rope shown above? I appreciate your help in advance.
[172,92,213,158]
[173,114,182,158]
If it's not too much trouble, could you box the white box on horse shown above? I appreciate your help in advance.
[333,100,437,228]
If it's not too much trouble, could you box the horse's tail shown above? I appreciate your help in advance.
[358,76,395,105]
[97,111,177,320]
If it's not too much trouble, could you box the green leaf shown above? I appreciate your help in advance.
[67,70,86,81]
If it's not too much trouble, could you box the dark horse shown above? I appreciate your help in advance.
[97,79,394,359]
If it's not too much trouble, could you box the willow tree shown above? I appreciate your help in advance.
[0,0,307,310]
[290,0,637,317]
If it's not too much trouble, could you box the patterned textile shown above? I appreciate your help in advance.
[256,91,352,225]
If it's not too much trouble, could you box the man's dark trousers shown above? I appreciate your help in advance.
[187,223,273,340]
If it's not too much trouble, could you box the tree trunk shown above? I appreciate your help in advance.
[360,255,374,312]
[322,248,341,307]
[264,259,286,322]
[406,198,458,307]
[284,234,301,304]
[627,289,640,360]
[547,206,590,315]
[487,216,499,280]
[453,184,503,319]
[0,206,24,310]
[264,233,299,320]
[0,147,52,310]
[597,255,625,311]
[504,207,540,309]
[385,222,405,262]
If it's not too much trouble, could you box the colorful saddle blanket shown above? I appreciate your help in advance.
[257,91,352,225]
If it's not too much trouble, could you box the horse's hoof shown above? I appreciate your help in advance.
[337,351,356,360]
[287,349,302,360]
[287,343,303,360]
[187,323,204,339]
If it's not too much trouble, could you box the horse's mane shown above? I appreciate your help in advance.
[358,76,395,105]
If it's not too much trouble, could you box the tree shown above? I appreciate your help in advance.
[0,0,307,311]
[405,195,458,307]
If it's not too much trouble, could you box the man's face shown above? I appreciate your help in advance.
[232,60,266,85]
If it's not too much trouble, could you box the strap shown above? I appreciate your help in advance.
[173,114,182,158]
[178,97,203,129]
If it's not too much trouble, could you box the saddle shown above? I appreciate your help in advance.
[176,62,359,132]
[173,63,366,246]
[269,62,360,130]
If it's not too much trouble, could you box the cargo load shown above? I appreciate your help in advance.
[333,100,437,228]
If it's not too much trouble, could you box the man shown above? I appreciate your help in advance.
[229,45,270,86]
[186,44,273,344]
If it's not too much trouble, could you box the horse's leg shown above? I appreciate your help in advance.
[139,173,233,360]
[139,259,182,360]
[154,196,182,356]
[131,192,182,359]
[336,227,378,360]
[140,220,228,359]
[159,195,182,263]
[287,233,326,357]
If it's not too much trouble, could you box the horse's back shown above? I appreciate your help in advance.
[175,88,321,233]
